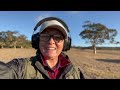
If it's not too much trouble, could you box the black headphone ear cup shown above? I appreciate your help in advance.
[63,40,67,51]
[32,33,39,49]
[63,37,71,51]
[68,37,71,50]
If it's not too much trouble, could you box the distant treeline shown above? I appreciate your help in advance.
[0,30,31,48]
[72,46,120,50]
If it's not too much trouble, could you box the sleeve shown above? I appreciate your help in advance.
[78,65,90,79]
[78,67,85,79]
[6,58,27,79]
[0,61,10,79]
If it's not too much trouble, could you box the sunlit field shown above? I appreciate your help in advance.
[0,48,120,79]
[0,48,36,62]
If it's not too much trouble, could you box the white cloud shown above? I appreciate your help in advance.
[35,13,51,22]
[66,11,80,14]
[33,13,51,33]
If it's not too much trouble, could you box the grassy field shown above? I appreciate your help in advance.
[0,48,120,79]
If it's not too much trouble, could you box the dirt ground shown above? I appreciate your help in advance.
[0,48,120,79]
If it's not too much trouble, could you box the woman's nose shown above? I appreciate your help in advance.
[48,37,55,44]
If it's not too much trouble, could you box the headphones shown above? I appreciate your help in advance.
[31,17,71,51]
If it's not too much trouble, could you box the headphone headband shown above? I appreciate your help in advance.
[34,17,69,32]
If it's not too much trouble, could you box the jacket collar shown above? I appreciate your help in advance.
[31,53,74,79]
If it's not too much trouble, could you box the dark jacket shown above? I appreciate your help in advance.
[0,61,10,79]
[0,54,85,79]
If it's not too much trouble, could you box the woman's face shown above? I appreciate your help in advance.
[39,28,64,59]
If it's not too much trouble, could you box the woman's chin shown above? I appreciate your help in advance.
[45,53,57,59]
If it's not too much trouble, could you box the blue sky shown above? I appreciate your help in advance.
[0,11,120,47]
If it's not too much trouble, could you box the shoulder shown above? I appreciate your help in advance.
[6,58,32,71]
[73,65,90,79]
[60,53,86,79]
[6,58,32,79]
[7,58,28,66]
[73,65,85,79]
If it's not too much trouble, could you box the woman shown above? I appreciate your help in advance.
[4,17,85,79]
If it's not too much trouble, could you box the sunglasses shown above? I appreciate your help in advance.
[40,34,64,43]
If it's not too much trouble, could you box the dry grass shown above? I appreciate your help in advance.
[64,48,120,79]
[0,48,36,62]
[0,48,120,79]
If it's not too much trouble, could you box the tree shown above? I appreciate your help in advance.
[0,31,7,48]
[17,35,27,48]
[79,21,117,54]
[5,30,18,48]
[0,30,32,48]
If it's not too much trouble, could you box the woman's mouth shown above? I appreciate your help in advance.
[47,47,56,50]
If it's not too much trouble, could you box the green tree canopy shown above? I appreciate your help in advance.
[79,21,117,54]
[0,30,31,48]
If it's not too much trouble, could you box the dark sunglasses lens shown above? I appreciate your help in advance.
[40,34,50,41]
[40,34,64,42]
[53,35,64,41]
